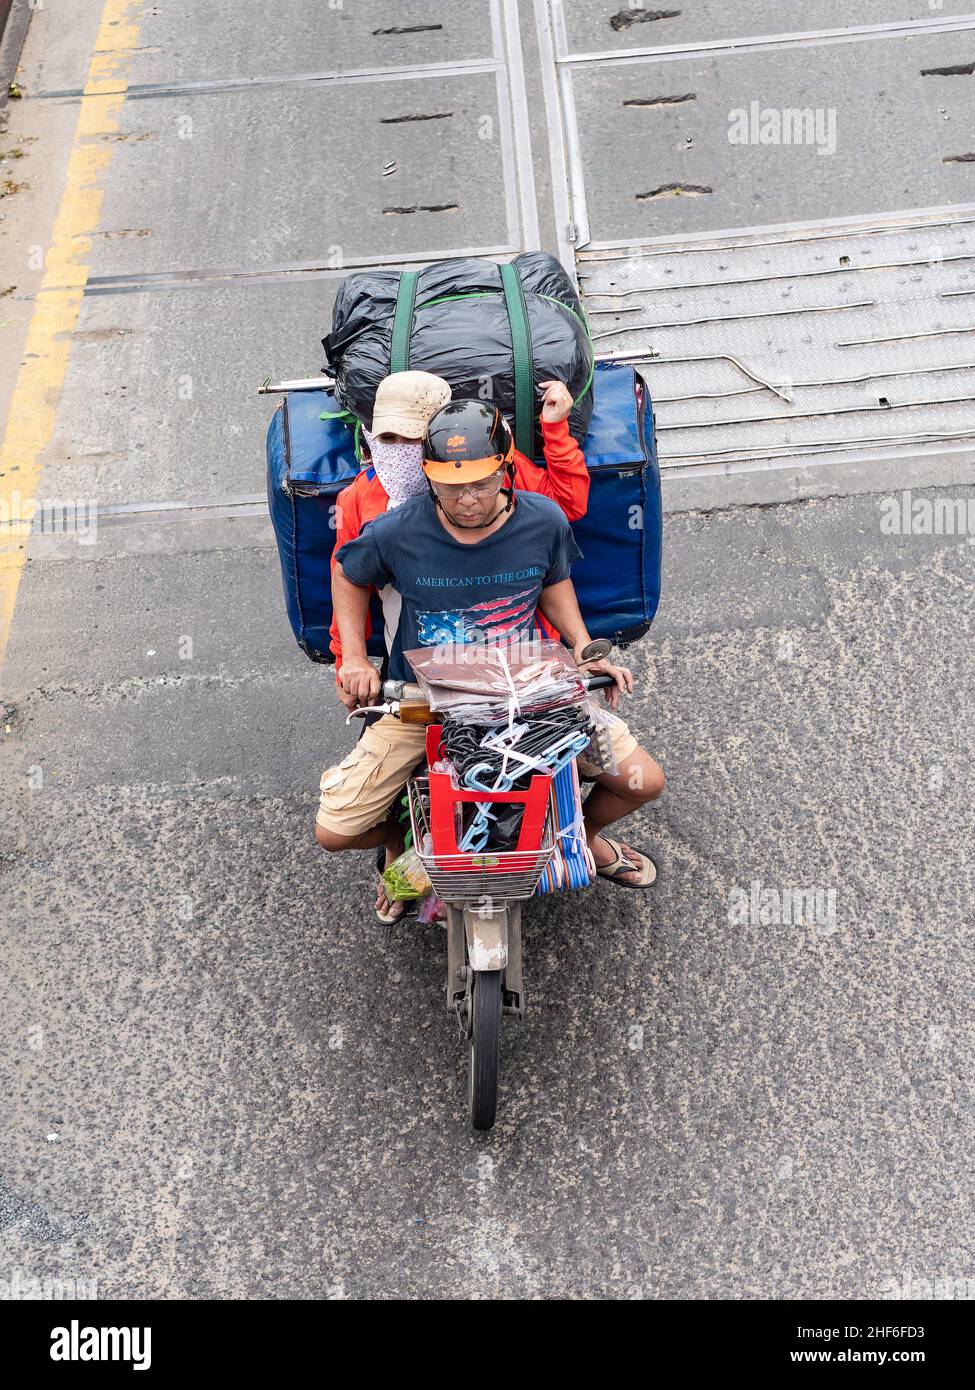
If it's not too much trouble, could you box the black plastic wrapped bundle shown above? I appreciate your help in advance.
[322,252,594,459]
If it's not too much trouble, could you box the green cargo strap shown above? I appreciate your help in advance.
[499,261,535,460]
[389,270,419,375]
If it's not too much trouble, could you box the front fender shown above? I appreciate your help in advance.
[463,904,509,971]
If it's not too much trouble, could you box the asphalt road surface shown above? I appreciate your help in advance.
[0,1,973,1300]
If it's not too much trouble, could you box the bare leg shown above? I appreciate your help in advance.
[582,747,665,885]
[315,822,388,853]
[316,816,408,920]
[375,818,406,921]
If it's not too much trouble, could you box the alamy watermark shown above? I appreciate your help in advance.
[49,1321,150,1370]
[728,102,837,157]
[0,1266,98,1300]
[880,1270,975,1300]
[729,880,838,935]
[0,493,98,546]
[880,490,975,536]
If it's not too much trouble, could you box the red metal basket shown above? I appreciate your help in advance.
[406,726,557,902]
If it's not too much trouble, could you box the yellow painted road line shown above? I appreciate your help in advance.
[0,0,142,668]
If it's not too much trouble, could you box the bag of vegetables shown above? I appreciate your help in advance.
[382,848,433,903]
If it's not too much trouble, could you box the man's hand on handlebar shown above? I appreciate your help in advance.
[337,657,382,708]
[578,657,634,711]
[586,660,633,710]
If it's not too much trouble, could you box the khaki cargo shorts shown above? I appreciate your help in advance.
[316,711,638,838]
[317,715,427,839]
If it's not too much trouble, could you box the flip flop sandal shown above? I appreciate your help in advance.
[376,900,407,925]
[375,879,422,925]
[594,836,658,889]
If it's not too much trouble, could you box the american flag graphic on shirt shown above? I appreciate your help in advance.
[415,587,538,646]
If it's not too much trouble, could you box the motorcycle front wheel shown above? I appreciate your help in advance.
[468,969,502,1131]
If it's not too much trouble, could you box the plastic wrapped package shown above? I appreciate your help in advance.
[322,253,594,455]
[381,848,433,902]
[417,892,447,924]
[404,638,585,715]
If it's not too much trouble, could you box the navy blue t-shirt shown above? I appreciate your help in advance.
[335,492,583,681]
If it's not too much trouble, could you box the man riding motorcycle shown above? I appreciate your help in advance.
[328,369,591,697]
[316,400,665,921]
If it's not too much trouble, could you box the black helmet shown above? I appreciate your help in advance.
[422,400,515,484]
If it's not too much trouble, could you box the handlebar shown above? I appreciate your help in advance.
[346,670,621,724]
[380,672,618,703]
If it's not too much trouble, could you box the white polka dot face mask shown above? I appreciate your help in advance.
[363,429,427,509]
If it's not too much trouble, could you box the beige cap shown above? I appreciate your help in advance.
[371,370,452,440]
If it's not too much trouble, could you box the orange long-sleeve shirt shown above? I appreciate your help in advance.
[329,416,589,675]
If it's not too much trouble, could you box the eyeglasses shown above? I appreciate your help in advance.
[431,474,505,502]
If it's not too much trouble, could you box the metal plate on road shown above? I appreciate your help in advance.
[123,0,498,87]
[42,282,340,507]
[87,73,513,276]
[580,214,975,476]
[531,1,975,493]
[569,32,975,242]
[559,0,975,54]
[20,0,501,94]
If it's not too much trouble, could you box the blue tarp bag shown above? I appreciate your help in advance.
[266,389,386,664]
[569,361,662,646]
[266,361,662,663]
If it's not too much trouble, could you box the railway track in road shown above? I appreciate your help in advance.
[536,1,975,495]
[7,0,975,541]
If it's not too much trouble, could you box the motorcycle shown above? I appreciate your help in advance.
[351,660,617,1131]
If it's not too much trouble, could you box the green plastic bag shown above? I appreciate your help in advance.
[382,848,433,902]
